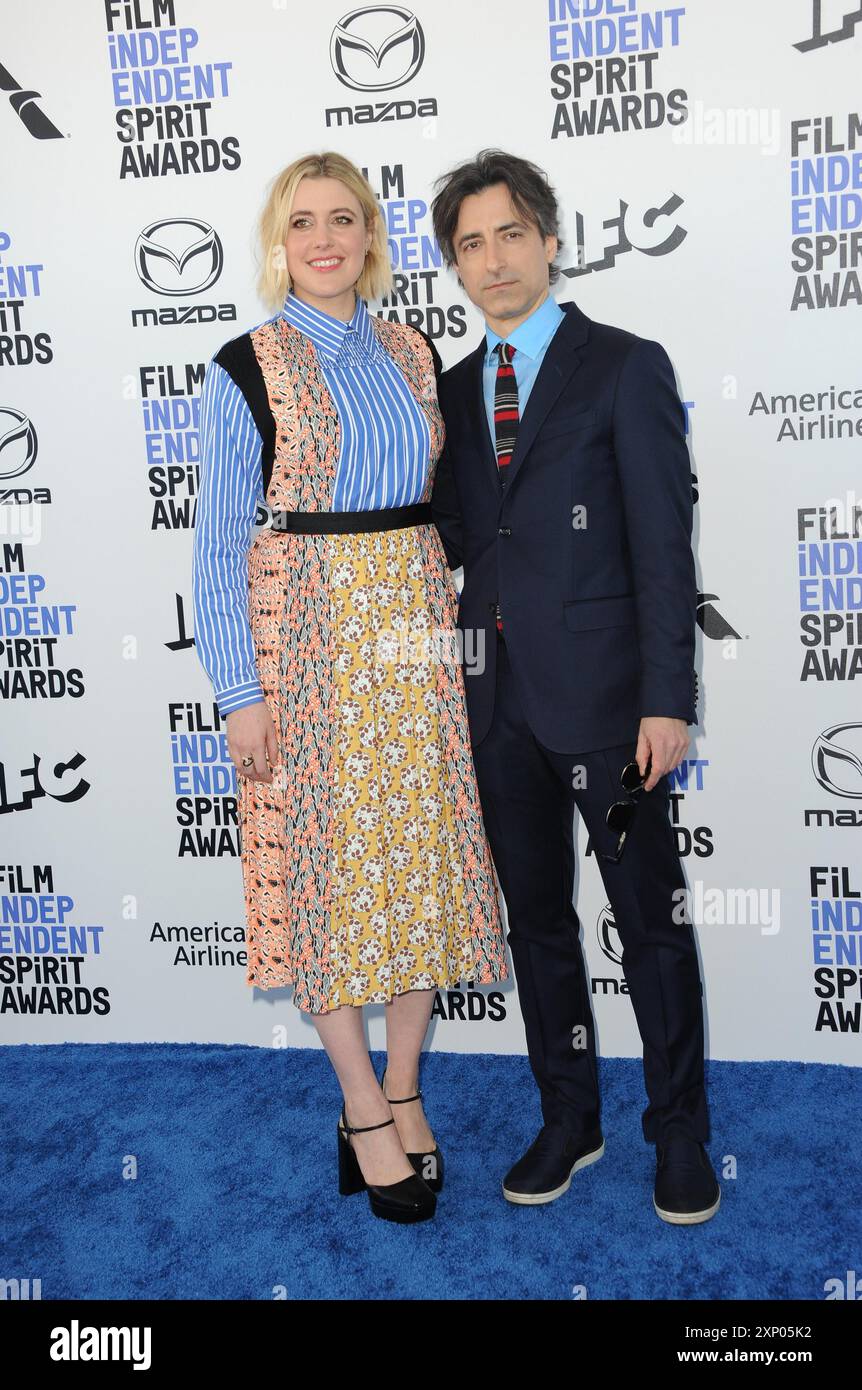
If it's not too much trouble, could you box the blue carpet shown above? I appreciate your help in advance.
[2,1045,859,1300]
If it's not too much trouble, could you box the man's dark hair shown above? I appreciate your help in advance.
[431,148,564,285]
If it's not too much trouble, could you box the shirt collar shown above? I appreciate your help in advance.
[281,288,379,364]
[484,292,564,364]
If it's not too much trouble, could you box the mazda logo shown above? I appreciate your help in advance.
[133,218,223,297]
[330,6,425,92]
[811,722,862,800]
[0,407,37,479]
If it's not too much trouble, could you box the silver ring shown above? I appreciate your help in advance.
[241,755,254,767]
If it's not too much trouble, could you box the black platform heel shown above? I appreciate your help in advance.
[382,1068,445,1194]
[337,1107,436,1223]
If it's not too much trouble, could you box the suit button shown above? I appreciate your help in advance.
[498,526,511,536]
[488,602,497,612]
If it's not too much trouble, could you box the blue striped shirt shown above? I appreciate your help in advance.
[192,291,430,717]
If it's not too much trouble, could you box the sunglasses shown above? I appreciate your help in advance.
[602,757,651,864]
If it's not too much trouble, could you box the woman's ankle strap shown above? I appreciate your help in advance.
[340,1108,396,1137]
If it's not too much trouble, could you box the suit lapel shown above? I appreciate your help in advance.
[502,301,589,494]
[457,299,592,497]
[464,338,501,495]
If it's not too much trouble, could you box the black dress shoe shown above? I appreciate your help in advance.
[337,1108,436,1223]
[653,1129,721,1225]
[381,1067,444,1194]
[502,1123,605,1205]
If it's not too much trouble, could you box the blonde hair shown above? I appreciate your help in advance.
[255,152,393,311]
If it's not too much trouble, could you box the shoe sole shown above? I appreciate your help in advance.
[502,1139,605,1205]
[653,1186,721,1225]
[368,1201,436,1224]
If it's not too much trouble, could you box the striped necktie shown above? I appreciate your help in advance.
[492,341,518,634]
[493,340,519,474]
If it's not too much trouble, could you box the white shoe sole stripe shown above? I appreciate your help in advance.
[501,1140,606,1205]
[653,1187,721,1224]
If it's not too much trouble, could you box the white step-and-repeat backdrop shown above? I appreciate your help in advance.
[2,1,860,1062]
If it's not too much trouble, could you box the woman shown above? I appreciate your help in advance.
[192,152,508,1224]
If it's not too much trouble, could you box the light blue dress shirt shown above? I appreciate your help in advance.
[482,291,565,448]
[192,291,430,717]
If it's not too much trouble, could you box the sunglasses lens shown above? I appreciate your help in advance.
[621,761,645,793]
[607,801,635,833]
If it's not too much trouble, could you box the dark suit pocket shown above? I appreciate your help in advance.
[541,407,599,441]
[563,594,636,631]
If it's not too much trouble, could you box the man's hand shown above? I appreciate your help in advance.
[635,716,689,791]
[226,702,279,783]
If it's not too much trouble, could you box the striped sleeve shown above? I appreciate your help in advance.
[192,357,266,716]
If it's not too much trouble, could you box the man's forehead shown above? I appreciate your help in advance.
[455,188,524,230]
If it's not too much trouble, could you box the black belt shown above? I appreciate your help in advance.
[266,503,433,535]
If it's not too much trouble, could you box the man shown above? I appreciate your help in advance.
[429,149,719,1224]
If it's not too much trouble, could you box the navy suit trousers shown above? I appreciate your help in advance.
[471,632,710,1146]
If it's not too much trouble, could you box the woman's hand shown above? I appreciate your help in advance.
[226,702,278,783]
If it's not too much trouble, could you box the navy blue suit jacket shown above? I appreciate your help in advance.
[429,298,698,755]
